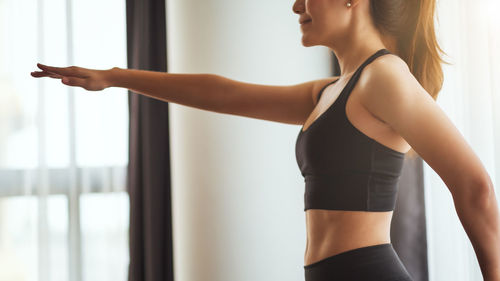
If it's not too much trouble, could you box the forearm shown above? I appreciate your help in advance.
[454,185,500,280]
[105,67,231,112]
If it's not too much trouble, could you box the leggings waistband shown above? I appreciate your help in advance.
[303,243,413,281]
[304,243,392,269]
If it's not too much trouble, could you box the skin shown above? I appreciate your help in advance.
[31,0,500,278]
[293,0,499,278]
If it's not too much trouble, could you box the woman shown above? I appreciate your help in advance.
[31,0,500,280]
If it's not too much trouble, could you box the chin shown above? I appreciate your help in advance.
[300,34,320,47]
[301,39,317,47]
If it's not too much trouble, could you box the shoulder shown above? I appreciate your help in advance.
[354,53,438,135]
[359,53,416,95]
[357,53,429,120]
[311,76,340,104]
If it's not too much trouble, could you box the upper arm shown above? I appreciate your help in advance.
[219,76,339,125]
[358,55,492,202]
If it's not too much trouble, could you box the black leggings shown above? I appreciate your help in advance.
[304,243,414,281]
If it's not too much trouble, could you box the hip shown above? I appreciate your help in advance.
[304,243,413,281]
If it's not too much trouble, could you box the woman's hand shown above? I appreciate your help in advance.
[30,63,114,91]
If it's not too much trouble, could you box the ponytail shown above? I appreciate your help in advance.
[370,0,450,100]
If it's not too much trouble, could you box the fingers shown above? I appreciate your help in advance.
[36,63,87,77]
[31,63,104,90]
[31,70,89,89]
[31,70,62,78]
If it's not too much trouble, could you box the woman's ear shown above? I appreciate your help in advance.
[349,0,362,8]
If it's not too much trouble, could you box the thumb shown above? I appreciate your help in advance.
[62,76,86,87]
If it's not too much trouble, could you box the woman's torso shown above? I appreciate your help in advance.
[300,67,411,266]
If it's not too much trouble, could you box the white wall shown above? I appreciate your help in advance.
[166,1,332,281]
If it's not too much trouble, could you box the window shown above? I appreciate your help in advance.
[0,0,130,281]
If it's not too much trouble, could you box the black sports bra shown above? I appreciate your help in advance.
[295,48,406,212]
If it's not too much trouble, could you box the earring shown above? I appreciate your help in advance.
[347,2,352,7]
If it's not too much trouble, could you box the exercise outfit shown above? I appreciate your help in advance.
[295,48,413,281]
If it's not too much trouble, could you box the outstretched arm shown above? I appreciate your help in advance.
[360,55,500,281]
[31,63,336,126]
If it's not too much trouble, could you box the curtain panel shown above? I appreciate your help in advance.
[126,0,174,281]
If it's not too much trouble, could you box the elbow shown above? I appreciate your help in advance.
[469,175,495,208]
[452,174,495,208]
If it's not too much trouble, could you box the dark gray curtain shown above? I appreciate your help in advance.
[125,1,174,281]
[332,54,428,281]
[392,155,428,281]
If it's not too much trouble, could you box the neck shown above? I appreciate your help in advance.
[325,15,397,78]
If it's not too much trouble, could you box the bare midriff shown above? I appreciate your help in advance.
[304,209,393,267]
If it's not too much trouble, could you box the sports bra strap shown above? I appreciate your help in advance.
[316,49,391,103]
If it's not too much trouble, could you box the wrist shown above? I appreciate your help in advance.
[104,66,122,89]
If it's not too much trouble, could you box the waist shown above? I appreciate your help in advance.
[304,209,393,265]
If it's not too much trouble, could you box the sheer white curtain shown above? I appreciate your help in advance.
[425,0,500,280]
[0,1,130,281]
